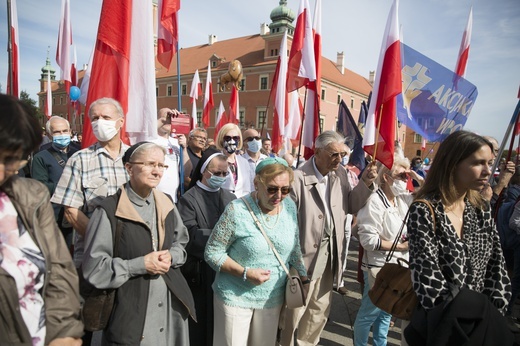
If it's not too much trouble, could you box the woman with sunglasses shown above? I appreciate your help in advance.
[216,123,253,198]
[0,94,83,345]
[354,152,418,346]
[205,157,308,345]
[178,148,236,346]
[82,142,195,345]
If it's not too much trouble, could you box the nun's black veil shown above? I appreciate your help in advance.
[187,148,222,190]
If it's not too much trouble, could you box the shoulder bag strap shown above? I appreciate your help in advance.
[241,197,291,277]
[47,147,66,167]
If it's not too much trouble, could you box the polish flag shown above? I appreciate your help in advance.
[6,0,19,98]
[421,138,426,150]
[56,0,72,93]
[78,48,93,106]
[157,0,180,71]
[286,90,303,143]
[455,7,472,77]
[362,0,401,169]
[83,0,157,147]
[270,31,289,154]
[287,0,316,92]
[214,100,227,140]
[45,69,52,118]
[302,0,321,159]
[71,45,78,87]
[190,69,202,128]
[229,85,240,124]
[202,61,214,128]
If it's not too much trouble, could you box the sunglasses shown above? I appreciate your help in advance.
[245,136,261,142]
[266,186,292,195]
[223,135,240,142]
[324,150,348,159]
[208,170,229,177]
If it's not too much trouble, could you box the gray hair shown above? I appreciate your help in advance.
[128,142,166,162]
[46,116,70,135]
[88,97,125,119]
[315,131,345,149]
[189,127,207,138]
[375,153,411,187]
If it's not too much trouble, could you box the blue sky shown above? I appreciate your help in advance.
[0,0,518,142]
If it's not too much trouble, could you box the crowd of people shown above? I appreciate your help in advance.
[0,93,517,346]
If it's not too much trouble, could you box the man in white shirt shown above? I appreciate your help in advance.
[152,108,188,203]
[241,128,266,190]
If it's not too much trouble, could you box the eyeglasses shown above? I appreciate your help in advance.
[266,186,292,195]
[129,161,169,171]
[245,136,261,142]
[386,172,409,181]
[324,150,348,159]
[208,170,229,177]
[0,157,28,173]
[223,135,240,142]
[190,135,207,142]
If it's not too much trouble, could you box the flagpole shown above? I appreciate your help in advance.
[296,88,309,169]
[6,0,13,96]
[490,100,520,183]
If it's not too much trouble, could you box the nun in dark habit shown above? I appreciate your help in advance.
[178,148,236,346]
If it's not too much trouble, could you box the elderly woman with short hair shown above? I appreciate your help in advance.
[204,157,308,346]
[82,142,195,345]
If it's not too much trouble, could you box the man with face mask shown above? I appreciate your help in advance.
[242,128,267,191]
[31,116,80,248]
[51,98,130,344]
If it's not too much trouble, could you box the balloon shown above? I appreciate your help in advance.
[423,158,430,165]
[69,86,81,101]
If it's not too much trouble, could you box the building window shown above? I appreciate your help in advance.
[270,49,274,56]
[321,89,326,100]
[212,61,217,68]
[53,97,55,105]
[156,87,159,97]
[257,109,267,129]
[351,98,355,108]
[239,109,245,127]
[197,111,202,127]
[414,133,423,143]
[240,79,246,91]
[60,96,63,105]
[274,49,278,56]
[319,116,325,133]
[337,94,341,105]
[260,76,268,90]
[428,117,435,128]
[167,85,172,96]
[181,83,187,95]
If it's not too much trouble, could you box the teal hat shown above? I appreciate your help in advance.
[255,157,289,174]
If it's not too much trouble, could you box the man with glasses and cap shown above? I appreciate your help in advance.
[279,130,377,346]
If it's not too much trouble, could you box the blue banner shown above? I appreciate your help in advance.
[397,44,478,142]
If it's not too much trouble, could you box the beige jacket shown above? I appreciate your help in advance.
[0,176,83,345]
[291,159,373,286]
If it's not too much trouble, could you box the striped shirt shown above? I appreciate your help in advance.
[51,142,129,266]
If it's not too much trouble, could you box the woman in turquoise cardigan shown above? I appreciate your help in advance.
[205,157,308,346]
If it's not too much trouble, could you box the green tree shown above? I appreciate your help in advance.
[20,90,44,121]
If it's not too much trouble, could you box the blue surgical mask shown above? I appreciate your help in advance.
[53,134,71,149]
[207,174,227,189]
[247,139,262,153]
[341,155,350,166]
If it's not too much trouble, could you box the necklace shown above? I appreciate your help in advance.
[447,209,463,223]
[255,194,281,230]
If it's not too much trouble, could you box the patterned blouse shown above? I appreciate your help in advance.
[407,197,511,314]
[204,194,307,309]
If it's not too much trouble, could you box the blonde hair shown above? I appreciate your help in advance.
[254,163,294,187]
[216,123,243,150]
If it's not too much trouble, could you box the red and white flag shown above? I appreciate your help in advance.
[286,90,303,149]
[157,0,180,71]
[214,100,227,140]
[302,0,321,159]
[78,48,93,106]
[71,45,78,87]
[270,31,289,154]
[190,69,202,128]
[6,0,20,98]
[83,0,158,147]
[287,0,316,92]
[229,85,240,125]
[45,69,52,118]
[362,0,401,169]
[202,61,214,128]
[56,0,72,92]
[455,6,472,77]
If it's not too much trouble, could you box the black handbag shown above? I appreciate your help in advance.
[368,199,435,320]
[80,219,123,331]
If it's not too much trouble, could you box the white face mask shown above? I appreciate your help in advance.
[341,155,350,166]
[92,118,120,142]
[247,139,262,153]
[389,179,408,196]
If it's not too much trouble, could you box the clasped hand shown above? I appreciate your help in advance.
[246,268,271,286]
[144,250,172,275]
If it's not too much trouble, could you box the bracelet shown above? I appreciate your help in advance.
[242,267,249,281]
[301,279,311,285]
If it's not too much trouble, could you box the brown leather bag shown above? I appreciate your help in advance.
[368,199,435,321]
[80,219,123,331]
